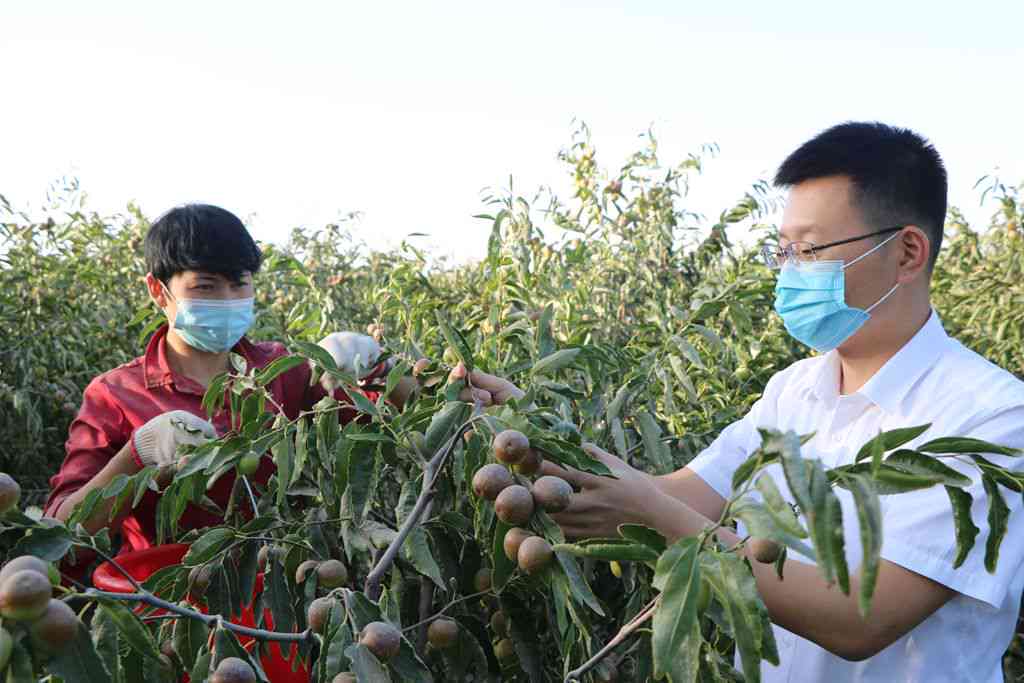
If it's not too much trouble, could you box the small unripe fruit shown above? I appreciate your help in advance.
[493,430,530,465]
[426,618,458,649]
[210,656,257,683]
[295,559,320,584]
[307,597,334,633]
[531,476,572,513]
[750,538,782,564]
[360,621,401,660]
[316,559,348,589]
[512,449,542,476]
[472,464,514,501]
[30,599,81,654]
[412,358,431,376]
[332,674,356,683]
[237,453,260,477]
[0,569,51,621]
[503,527,534,562]
[494,485,534,525]
[517,536,554,575]
[609,560,623,578]
[0,473,20,513]
[494,638,516,662]
[489,610,508,637]
[473,568,492,593]
[0,627,12,671]
[0,555,51,585]
[442,347,460,366]
[187,565,213,601]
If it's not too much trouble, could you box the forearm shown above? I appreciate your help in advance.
[645,493,903,661]
[54,442,141,535]
[386,376,419,411]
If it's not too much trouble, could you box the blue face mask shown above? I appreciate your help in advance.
[163,285,255,353]
[773,233,900,353]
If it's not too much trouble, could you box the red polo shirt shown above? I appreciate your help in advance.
[45,325,381,555]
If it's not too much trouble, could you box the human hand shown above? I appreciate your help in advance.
[133,410,217,468]
[540,443,668,539]
[317,332,383,389]
[448,362,526,407]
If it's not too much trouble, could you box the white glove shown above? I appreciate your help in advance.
[317,332,382,390]
[133,410,217,468]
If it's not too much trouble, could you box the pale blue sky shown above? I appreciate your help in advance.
[2,1,1022,261]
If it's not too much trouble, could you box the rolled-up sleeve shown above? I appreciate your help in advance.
[879,405,1024,608]
[44,378,131,517]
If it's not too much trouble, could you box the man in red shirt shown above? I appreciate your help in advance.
[45,204,415,555]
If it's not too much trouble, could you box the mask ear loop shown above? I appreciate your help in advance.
[841,230,903,271]
[865,283,900,313]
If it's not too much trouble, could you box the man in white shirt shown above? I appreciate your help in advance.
[461,122,1024,681]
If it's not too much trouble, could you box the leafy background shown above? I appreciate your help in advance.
[2,128,1023,679]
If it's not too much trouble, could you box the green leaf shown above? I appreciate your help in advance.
[617,523,668,553]
[825,487,849,595]
[833,463,941,495]
[778,431,811,514]
[552,539,660,563]
[945,486,979,569]
[635,410,673,475]
[555,551,606,616]
[917,437,1021,457]
[884,449,972,486]
[755,473,806,538]
[255,354,307,386]
[183,527,235,566]
[652,538,702,681]
[731,448,779,492]
[730,499,817,561]
[702,551,767,681]
[806,459,836,585]
[983,475,1010,574]
[491,520,515,592]
[12,525,72,561]
[91,606,122,683]
[96,602,162,662]
[531,348,581,376]
[424,401,469,456]
[854,424,932,463]
[435,310,474,371]
[843,473,882,616]
[344,643,391,682]
[346,441,377,524]
[44,623,113,682]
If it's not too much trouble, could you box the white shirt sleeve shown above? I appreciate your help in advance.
[686,371,786,499]
[879,404,1024,608]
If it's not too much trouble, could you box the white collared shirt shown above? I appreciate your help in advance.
[687,310,1024,682]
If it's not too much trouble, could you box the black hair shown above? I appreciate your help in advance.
[144,204,262,284]
[774,122,948,268]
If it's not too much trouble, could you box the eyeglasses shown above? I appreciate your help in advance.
[760,226,905,269]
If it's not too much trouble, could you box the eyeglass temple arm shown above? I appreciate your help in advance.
[806,226,904,254]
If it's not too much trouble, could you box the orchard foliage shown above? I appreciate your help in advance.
[1,129,1024,682]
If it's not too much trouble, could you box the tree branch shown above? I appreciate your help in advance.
[564,598,658,683]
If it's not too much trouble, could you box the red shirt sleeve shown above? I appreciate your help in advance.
[44,377,132,518]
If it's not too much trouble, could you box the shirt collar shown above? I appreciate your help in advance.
[143,324,259,391]
[804,309,950,414]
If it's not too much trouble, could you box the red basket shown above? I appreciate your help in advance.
[94,544,309,682]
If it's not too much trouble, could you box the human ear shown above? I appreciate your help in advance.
[895,226,930,283]
[145,273,170,310]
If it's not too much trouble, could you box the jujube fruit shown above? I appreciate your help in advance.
[472,464,514,501]
[0,569,52,621]
[494,485,534,525]
[237,452,260,477]
[750,538,782,564]
[29,598,81,654]
[426,618,459,649]
[473,567,492,593]
[512,449,542,476]
[187,565,213,601]
[295,559,320,584]
[489,610,508,637]
[517,536,554,575]
[531,476,572,513]
[360,621,401,660]
[316,559,349,588]
[494,638,516,661]
[210,656,257,683]
[502,527,534,562]
[332,674,356,683]
[307,597,335,633]
[0,555,51,585]
[0,474,20,513]
[412,358,431,376]
[493,430,530,465]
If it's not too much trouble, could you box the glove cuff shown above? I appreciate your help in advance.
[132,424,159,468]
